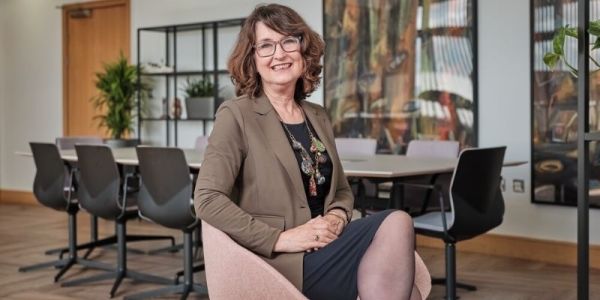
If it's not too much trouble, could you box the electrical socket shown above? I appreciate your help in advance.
[513,179,525,193]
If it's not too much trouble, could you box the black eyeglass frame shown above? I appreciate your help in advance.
[253,36,303,57]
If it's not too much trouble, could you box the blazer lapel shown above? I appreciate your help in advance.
[301,102,339,207]
[254,95,308,205]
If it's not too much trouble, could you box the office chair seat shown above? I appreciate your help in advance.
[414,211,454,232]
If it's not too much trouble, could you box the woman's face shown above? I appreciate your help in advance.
[254,21,304,92]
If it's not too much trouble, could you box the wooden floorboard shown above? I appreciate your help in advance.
[1,203,600,299]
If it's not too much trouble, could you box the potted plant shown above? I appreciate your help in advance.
[92,53,150,147]
[182,77,215,119]
[543,20,600,77]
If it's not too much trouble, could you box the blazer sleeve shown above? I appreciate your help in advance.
[322,109,354,222]
[194,101,282,258]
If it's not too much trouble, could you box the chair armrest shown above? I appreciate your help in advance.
[64,166,78,210]
[119,173,138,217]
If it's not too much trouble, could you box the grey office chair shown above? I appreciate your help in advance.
[61,145,173,298]
[194,135,209,152]
[124,147,207,300]
[19,143,112,281]
[146,137,207,256]
[56,136,104,150]
[51,137,155,259]
[335,138,378,217]
[45,136,105,259]
[404,140,459,215]
[412,146,506,300]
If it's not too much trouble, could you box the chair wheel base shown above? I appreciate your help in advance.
[431,277,477,291]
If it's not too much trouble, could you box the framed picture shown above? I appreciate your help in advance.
[530,0,600,207]
[323,0,478,154]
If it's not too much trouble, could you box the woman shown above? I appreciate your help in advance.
[195,4,420,300]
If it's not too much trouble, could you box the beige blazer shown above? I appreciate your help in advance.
[194,94,354,290]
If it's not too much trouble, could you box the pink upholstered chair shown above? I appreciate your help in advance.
[202,220,431,300]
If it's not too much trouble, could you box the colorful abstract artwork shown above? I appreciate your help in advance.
[323,0,477,153]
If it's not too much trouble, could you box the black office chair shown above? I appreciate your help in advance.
[61,145,173,298]
[412,146,506,300]
[18,143,113,281]
[124,147,207,300]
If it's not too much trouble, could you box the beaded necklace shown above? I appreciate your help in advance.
[277,107,328,196]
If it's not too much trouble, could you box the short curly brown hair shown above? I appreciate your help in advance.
[227,4,325,102]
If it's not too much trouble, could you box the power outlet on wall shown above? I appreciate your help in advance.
[513,179,525,193]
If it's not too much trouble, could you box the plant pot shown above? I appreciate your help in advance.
[185,97,215,119]
[105,138,140,148]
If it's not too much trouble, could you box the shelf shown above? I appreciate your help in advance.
[138,17,245,146]
[140,118,215,122]
[139,18,244,33]
[141,70,230,77]
[533,31,556,40]
[415,27,472,37]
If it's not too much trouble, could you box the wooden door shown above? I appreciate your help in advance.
[63,0,130,137]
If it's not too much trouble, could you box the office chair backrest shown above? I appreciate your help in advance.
[448,146,506,241]
[195,136,209,152]
[29,143,69,211]
[75,145,122,220]
[334,138,377,156]
[136,147,196,230]
[406,140,459,158]
[56,136,103,150]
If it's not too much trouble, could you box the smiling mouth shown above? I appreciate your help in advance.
[271,63,292,71]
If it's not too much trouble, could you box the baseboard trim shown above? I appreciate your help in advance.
[417,233,600,269]
[0,189,38,206]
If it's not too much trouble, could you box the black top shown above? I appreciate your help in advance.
[280,119,332,218]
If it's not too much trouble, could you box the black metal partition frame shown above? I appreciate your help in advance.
[577,0,591,298]
[530,0,594,298]
[530,0,600,210]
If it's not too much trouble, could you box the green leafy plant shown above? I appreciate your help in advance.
[181,77,214,98]
[543,20,600,77]
[92,53,149,139]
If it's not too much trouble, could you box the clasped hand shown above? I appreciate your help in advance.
[274,213,345,253]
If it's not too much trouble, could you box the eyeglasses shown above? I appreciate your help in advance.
[254,36,302,57]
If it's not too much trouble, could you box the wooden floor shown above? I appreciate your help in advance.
[1,204,599,299]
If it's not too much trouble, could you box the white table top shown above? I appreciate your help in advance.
[17,147,527,179]
[16,148,204,169]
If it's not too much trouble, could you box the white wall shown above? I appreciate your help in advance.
[0,0,65,190]
[0,1,6,188]
[0,0,598,244]
[477,0,600,243]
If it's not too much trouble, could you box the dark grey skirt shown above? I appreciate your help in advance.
[302,209,396,300]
